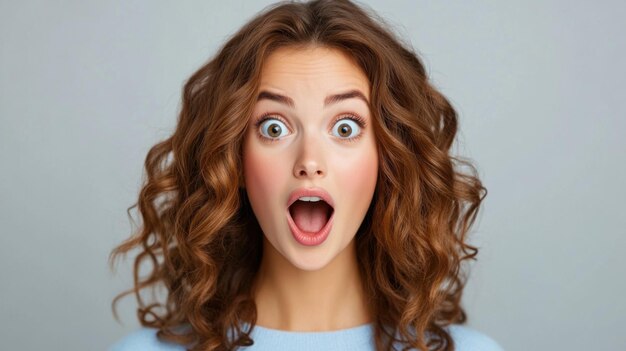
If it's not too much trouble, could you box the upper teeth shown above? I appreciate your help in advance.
[298,196,322,202]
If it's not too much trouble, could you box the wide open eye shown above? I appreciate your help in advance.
[259,118,289,139]
[331,118,361,139]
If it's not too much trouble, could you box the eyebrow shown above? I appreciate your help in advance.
[257,89,369,108]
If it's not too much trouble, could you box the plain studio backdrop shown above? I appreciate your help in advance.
[1,1,624,350]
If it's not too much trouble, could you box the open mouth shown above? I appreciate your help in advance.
[288,199,334,233]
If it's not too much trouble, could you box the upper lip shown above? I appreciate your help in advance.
[287,187,335,209]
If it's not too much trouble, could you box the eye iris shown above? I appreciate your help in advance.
[338,123,352,137]
[268,123,282,137]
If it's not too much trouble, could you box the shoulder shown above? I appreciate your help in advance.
[446,324,505,351]
[108,328,187,351]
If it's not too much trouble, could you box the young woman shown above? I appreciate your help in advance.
[109,1,502,350]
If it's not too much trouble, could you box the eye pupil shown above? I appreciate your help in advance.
[338,123,352,137]
[268,124,282,137]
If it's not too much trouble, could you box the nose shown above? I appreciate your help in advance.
[294,161,324,178]
[293,135,326,179]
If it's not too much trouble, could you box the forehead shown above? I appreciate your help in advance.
[258,46,370,98]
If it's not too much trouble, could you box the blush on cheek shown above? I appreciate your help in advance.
[243,147,288,219]
[355,161,377,197]
[339,149,378,219]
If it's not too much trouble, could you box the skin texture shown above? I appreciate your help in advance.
[242,46,378,331]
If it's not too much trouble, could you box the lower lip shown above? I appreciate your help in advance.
[287,210,334,246]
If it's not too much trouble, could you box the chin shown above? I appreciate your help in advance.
[287,253,335,272]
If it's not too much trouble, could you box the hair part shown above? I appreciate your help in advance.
[109,1,487,350]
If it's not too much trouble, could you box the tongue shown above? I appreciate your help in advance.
[290,201,330,233]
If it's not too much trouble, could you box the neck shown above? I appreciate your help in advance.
[252,237,372,332]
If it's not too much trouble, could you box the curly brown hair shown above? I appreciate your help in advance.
[109,1,487,350]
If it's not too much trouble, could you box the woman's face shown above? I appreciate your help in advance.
[242,46,378,271]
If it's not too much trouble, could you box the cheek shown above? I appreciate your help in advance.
[243,141,287,213]
[334,142,378,212]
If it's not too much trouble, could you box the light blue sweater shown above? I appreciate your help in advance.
[110,323,504,350]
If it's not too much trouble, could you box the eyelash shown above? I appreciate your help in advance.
[253,112,367,143]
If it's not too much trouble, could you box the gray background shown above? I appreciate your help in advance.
[1,1,624,350]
